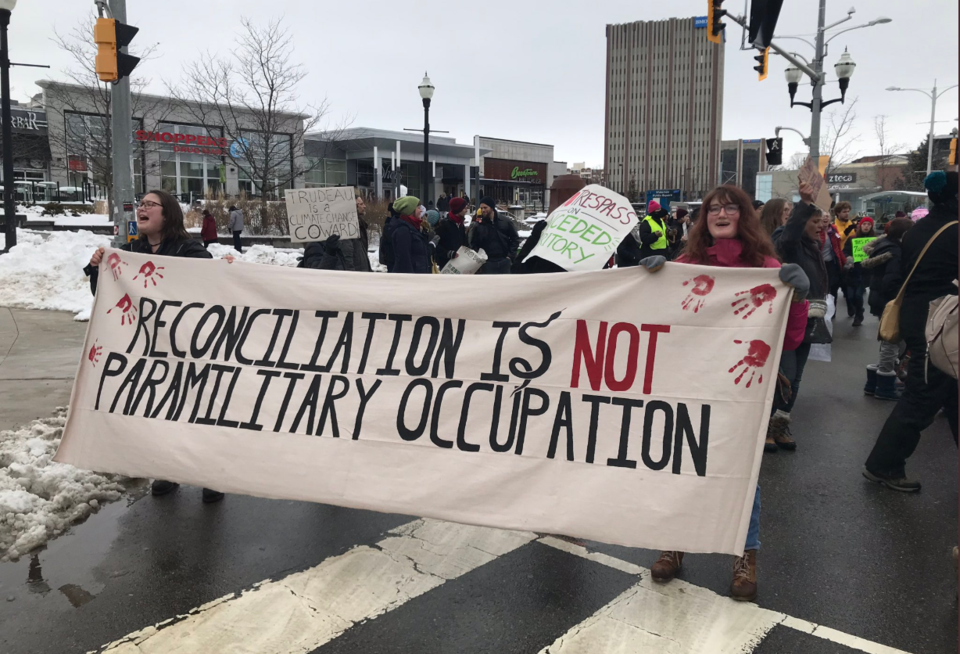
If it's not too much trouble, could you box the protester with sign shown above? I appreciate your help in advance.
[862,217,914,400]
[470,197,519,274]
[767,183,825,452]
[301,192,372,272]
[435,197,468,270]
[841,217,875,327]
[644,184,810,601]
[82,189,225,503]
[200,209,218,249]
[228,205,244,253]
[864,171,959,492]
[389,196,432,274]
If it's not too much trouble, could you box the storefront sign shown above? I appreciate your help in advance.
[484,159,547,184]
[826,173,857,184]
[134,130,229,156]
[7,109,47,135]
[285,186,360,242]
[694,15,708,28]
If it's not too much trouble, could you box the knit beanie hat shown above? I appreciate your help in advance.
[479,197,497,210]
[924,171,959,205]
[448,197,467,215]
[425,210,440,226]
[647,200,661,213]
[858,216,874,230]
[394,195,420,216]
[676,208,688,219]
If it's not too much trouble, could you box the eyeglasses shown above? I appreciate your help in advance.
[138,200,162,209]
[707,204,741,216]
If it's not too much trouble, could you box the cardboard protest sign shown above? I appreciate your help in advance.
[440,247,488,275]
[285,187,360,243]
[851,237,876,263]
[798,157,832,215]
[522,184,638,272]
[57,253,792,555]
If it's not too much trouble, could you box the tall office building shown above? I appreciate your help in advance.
[604,17,724,200]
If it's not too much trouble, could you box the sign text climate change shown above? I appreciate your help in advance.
[90,297,709,477]
[523,184,638,272]
[285,187,360,243]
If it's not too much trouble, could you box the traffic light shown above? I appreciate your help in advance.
[765,137,783,166]
[950,138,957,166]
[748,0,785,49]
[753,47,770,81]
[94,17,140,83]
[707,0,725,45]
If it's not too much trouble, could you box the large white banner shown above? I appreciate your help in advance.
[56,250,792,555]
[522,184,638,272]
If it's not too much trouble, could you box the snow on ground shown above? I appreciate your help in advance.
[0,229,111,321]
[0,408,128,562]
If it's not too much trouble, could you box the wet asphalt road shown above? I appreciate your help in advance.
[0,311,956,654]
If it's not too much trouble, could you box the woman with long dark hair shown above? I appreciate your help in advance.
[759,198,792,241]
[638,184,809,602]
[83,189,224,503]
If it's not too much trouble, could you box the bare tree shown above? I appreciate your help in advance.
[872,115,906,192]
[786,152,809,170]
[167,17,347,200]
[43,15,168,206]
[819,98,861,174]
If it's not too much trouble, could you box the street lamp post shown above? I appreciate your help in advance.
[0,0,17,253]
[729,3,890,162]
[886,81,959,176]
[418,73,434,207]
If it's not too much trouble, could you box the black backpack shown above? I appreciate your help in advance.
[379,217,397,268]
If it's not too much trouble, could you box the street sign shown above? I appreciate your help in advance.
[127,220,138,242]
[645,189,682,209]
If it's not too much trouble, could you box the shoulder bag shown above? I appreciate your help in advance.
[878,221,958,343]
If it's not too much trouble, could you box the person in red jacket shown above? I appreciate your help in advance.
[637,184,810,602]
[200,209,218,249]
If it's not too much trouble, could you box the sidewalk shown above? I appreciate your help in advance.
[0,308,87,432]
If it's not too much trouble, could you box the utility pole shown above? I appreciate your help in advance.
[807,0,826,161]
[107,0,134,247]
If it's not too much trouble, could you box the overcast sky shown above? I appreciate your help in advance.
[7,0,958,168]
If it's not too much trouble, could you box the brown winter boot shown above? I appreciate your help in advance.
[769,414,796,451]
[731,549,758,601]
[651,551,684,582]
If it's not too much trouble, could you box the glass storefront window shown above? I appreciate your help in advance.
[154,122,225,200]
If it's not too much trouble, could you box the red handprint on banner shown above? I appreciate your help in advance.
[108,293,137,326]
[729,339,771,388]
[681,274,715,313]
[731,283,777,320]
[106,253,128,281]
[87,340,102,367]
[132,261,165,288]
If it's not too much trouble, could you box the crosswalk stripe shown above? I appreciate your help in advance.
[536,536,912,654]
[93,519,536,654]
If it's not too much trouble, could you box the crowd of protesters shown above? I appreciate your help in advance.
[83,170,958,601]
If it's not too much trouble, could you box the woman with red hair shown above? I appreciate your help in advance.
[637,184,810,602]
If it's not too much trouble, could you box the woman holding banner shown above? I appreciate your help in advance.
[638,184,810,602]
[83,189,225,504]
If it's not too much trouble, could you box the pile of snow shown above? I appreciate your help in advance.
[206,242,304,267]
[0,408,127,562]
[0,229,110,321]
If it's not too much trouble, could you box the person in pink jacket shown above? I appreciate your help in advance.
[636,184,810,603]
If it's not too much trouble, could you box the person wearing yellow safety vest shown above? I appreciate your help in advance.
[638,200,671,260]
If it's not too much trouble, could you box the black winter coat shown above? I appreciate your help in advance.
[776,201,827,300]
[898,197,959,341]
[83,236,211,296]
[300,219,372,272]
[469,211,519,261]
[861,236,903,317]
[390,218,431,274]
[435,216,467,270]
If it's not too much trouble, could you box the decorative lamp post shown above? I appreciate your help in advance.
[833,49,856,103]
[784,65,802,106]
[418,72,434,206]
[0,0,17,252]
[887,81,959,176]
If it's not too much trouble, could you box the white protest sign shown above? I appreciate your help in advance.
[522,184,638,272]
[285,187,360,243]
[440,247,488,275]
[57,253,792,555]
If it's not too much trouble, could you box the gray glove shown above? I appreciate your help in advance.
[779,263,810,300]
[639,255,667,272]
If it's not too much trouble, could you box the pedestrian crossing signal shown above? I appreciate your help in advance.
[707,0,725,44]
[127,219,138,242]
[94,17,140,83]
[765,137,783,166]
[753,47,770,81]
